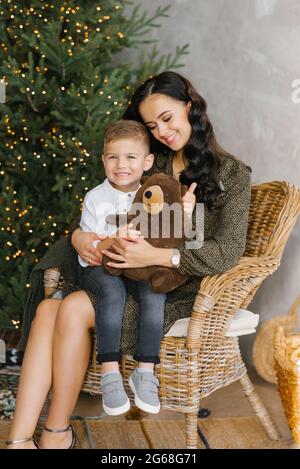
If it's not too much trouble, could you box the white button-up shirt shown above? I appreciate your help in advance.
[79,178,139,267]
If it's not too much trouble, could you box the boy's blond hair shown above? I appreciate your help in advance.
[104,120,150,149]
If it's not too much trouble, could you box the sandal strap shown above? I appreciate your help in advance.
[6,436,33,445]
[44,424,72,433]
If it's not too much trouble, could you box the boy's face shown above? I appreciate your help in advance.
[102,138,154,192]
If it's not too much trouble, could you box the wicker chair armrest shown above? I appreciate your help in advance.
[44,267,61,297]
[186,255,280,350]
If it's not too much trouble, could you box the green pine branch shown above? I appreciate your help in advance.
[124,5,171,45]
[0,0,190,327]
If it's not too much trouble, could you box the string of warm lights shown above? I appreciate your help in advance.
[0,1,131,329]
[0,1,183,329]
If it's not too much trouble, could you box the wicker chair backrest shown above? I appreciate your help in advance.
[245,182,300,259]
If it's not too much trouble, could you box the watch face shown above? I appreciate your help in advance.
[172,255,180,266]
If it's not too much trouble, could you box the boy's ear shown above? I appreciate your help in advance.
[144,153,155,171]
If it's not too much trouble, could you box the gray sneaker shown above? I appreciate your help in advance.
[101,372,130,416]
[129,369,160,414]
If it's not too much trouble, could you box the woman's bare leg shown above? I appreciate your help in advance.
[39,291,95,449]
[7,299,62,449]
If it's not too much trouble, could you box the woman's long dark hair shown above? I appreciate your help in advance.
[123,71,223,208]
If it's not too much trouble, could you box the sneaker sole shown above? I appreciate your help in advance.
[102,398,130,416]
[129,377,160,414]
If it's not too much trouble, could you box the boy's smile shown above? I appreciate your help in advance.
[102,138,154,193]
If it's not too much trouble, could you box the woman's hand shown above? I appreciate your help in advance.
[100,235,157,269]
[182,182,197,217]
[71,228,106,266]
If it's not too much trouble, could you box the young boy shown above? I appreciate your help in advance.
[79,120,166,416]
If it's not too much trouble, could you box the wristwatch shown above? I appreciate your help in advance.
[171,248,181,269]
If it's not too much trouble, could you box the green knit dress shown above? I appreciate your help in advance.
[19,151,251,354]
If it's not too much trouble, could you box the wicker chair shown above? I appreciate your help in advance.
[44,181,300,448]
[273,326,300,447]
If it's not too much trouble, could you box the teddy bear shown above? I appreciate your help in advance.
[99,173,191,293]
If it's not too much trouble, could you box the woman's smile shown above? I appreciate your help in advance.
[163,132,177,146]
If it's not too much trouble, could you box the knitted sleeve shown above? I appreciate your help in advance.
[177,156,252,277]
[68,217,81,234]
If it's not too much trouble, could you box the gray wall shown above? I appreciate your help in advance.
[134,0,300,362]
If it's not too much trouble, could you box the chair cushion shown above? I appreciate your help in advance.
[50,290,259,338]
[51,287,259,339]
[164,308,259,338]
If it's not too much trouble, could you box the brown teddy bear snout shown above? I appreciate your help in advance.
[142,185,164,215]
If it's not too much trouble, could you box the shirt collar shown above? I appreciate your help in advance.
[103,178,140,197]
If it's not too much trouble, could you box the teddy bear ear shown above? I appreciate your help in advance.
[181,184,188,196]
[140,176,149,185]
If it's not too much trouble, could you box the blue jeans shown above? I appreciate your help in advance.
[80,266,166,364]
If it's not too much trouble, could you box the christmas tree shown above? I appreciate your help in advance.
[0,0,188,329]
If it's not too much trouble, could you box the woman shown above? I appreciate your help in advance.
[7,71,251,449]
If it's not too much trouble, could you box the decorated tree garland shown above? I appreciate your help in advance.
[0,1,189,328]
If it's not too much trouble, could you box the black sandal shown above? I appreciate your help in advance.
[6,436,39,449]
[44,424,76,449]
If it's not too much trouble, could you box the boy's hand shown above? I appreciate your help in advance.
[95,238,111,265]
[114,223,141,239]
[182,182,197,217]
[98,224,142,261]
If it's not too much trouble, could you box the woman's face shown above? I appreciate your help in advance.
[139,93,191,152]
